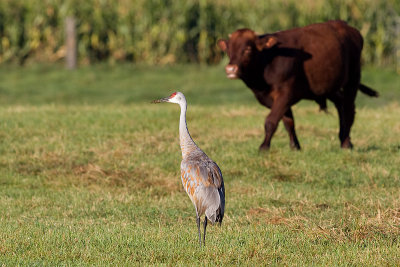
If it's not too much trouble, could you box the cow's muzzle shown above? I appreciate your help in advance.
[225,64,239,79]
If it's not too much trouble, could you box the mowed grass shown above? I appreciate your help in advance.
[0,64,399,265]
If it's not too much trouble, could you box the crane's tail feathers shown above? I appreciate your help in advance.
[359,84,379,97]
[215,207,224,225]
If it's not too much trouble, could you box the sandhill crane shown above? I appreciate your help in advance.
[152,92,225,247]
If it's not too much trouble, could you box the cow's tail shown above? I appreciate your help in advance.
[359,83,379,97]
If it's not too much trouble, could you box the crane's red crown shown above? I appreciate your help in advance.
[170,92,177,98]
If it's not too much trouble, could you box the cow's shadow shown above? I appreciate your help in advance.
[356,144,400,152]
[275,47,312,61]
[263,47,312,62]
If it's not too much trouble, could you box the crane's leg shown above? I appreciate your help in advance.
[196,216,202,247]
[203,216,208,246]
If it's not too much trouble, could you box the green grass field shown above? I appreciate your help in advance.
[0,64,399,265]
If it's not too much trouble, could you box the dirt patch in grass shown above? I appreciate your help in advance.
[7,138,181,194]
[262,159,303,182]
[247,203,400,243]
[248,207,308,227]
[12,151,78,176]
[10,151,180,195]
[48,163,182,194]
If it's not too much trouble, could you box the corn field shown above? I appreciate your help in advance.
[0,0,399,67]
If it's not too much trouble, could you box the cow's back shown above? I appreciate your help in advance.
[272,21,355,96]
[327,20,363,51]
[327,20,363,86]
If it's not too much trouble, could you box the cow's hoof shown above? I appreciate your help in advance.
[259,144,270,152]
[290,143,301,150]
[341,139,353,149]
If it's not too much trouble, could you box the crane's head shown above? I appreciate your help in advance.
[152,91,186,105]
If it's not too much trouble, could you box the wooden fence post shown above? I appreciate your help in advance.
[65,16,77,69]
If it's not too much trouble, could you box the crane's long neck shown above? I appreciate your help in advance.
[179,101,198,158]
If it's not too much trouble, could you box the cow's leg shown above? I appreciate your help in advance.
[330,92,346,147]
[259,96,290,151]
[340,85,358,149]
[340,99,355,148]
[330,91,354,149]
[338,59,361,149]
[282,108,301,150]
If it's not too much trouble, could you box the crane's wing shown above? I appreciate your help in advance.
[181,159,225,222]
[181,159,223,189]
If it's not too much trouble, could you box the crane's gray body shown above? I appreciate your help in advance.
[181,151,225,224]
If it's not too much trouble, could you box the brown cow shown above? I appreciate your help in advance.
[218,20,378,150]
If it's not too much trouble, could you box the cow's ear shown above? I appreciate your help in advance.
[265,37,278,48]
[257,36,278,51]
[217,39,228,51]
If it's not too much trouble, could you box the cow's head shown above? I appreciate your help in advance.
[218,29,278,79]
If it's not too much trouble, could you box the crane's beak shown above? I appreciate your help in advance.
[151,96,170,104]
